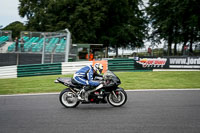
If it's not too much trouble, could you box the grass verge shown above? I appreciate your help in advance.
[116,71,200,89]
[0,71,199,95]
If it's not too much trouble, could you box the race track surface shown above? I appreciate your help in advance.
[0,90,200,133]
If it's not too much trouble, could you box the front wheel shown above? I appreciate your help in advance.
[59,88,80,108]
[107,89,127,107]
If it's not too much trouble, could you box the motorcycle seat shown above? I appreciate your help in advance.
[57,77,83,88]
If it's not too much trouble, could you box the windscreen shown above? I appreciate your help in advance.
[103,70,121,85]
[103,70,116,78]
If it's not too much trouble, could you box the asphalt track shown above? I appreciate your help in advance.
[0,90,200,133]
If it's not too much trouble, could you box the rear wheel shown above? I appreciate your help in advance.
[59,88,80,108]
[107,89,127,107]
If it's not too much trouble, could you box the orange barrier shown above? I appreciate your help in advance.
[92,60,108,73]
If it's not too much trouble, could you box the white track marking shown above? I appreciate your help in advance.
[0,89,200,97]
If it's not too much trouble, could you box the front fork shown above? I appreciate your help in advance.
[111,88,123,100]
[112,91,118,98]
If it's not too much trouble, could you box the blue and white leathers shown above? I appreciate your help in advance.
[73,65,100,86]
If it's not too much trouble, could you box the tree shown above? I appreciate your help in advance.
[3,21,26,38]
[18,0,49,31]
[18,0,147,57]
[146,0,200,56]
[95,0,147,57]
[146,0,178,56]
[177,0,200,54]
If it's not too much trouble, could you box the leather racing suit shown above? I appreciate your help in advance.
[73,65,100,87]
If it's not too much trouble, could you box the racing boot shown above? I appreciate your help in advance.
[77,88,85,101]
[83,86,90,102]
[77,86,91,101]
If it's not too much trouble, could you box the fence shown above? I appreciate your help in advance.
[0,59,150,79]
[0,53,74,67]
[0,61,92,79]
[2,57,198,79]
[108,59,135,71]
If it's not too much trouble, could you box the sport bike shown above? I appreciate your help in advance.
[54,70,127,108]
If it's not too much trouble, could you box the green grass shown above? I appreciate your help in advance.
[116,71,200,89]
[0,75,72,95]
[0,71,200,95]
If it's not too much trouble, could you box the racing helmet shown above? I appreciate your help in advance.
[93,63,103,74]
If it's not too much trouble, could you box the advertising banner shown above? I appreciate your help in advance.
[133,56,200,70]
[168,57,200,69]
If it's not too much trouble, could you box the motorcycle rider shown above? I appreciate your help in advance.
[72,63,104,100]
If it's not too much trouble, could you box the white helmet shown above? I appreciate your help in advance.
[93,63,103,74]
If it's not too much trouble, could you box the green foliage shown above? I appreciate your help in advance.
[100,0,147,56]
[146,0,200,55]
[18,0,147,56]
[3,21,26,38]
[18,0,49,31]
[9,0,200,56]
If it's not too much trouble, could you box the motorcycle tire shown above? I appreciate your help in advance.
[59,88,80,108]
[107,89,127,107]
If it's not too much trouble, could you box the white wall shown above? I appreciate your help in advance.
[62,61,92,75]
[0,65,17,79]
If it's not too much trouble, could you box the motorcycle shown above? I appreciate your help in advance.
[54,70,127,108]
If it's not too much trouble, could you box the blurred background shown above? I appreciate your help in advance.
[0,0,200,66]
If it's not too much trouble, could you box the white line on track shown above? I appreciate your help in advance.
[126,88,200,91]
[0,93,59,97]
[0,88,199,97]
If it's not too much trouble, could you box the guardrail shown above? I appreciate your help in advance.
[107,58,153,72]
[17,63,62,77]
[0,58,157,79]
[0,61,93,79]
[108,59,135,71]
